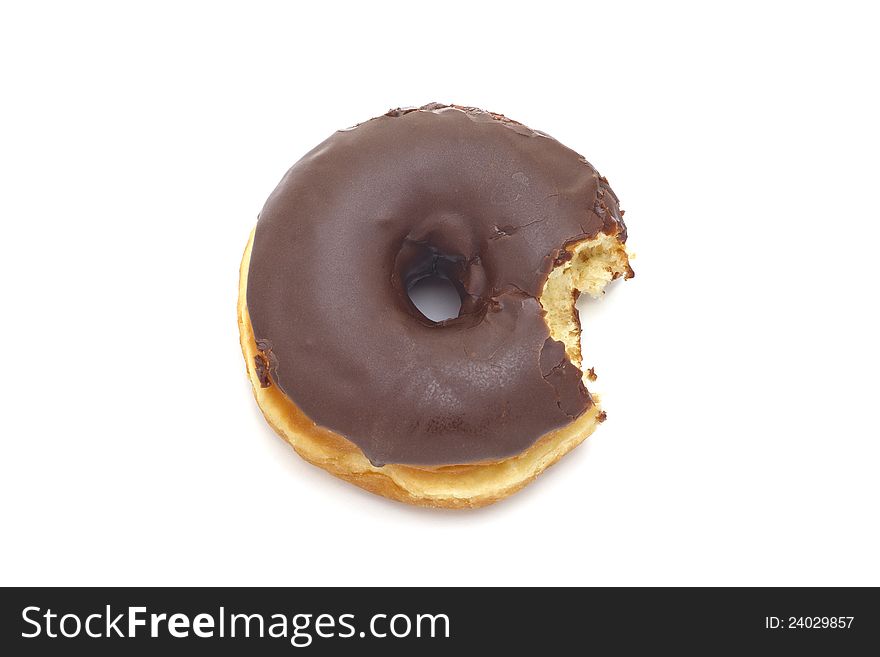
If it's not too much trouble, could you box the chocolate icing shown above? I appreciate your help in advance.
[247,104,627,466]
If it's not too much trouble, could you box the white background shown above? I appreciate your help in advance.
[1,1,878,586]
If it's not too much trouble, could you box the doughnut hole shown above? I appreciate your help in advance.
[407,274,463,322]
[539,232,633,372]
[394,236,488,326]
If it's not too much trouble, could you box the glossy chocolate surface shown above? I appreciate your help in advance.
[247,104,626,466]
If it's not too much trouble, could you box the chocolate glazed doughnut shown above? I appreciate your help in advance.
[238,103,633,508]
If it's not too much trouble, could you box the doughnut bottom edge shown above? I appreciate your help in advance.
[238,229,606,509]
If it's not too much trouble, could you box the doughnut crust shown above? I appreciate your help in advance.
[239,104,632,508]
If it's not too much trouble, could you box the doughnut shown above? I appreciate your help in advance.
[238,103,633,508]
